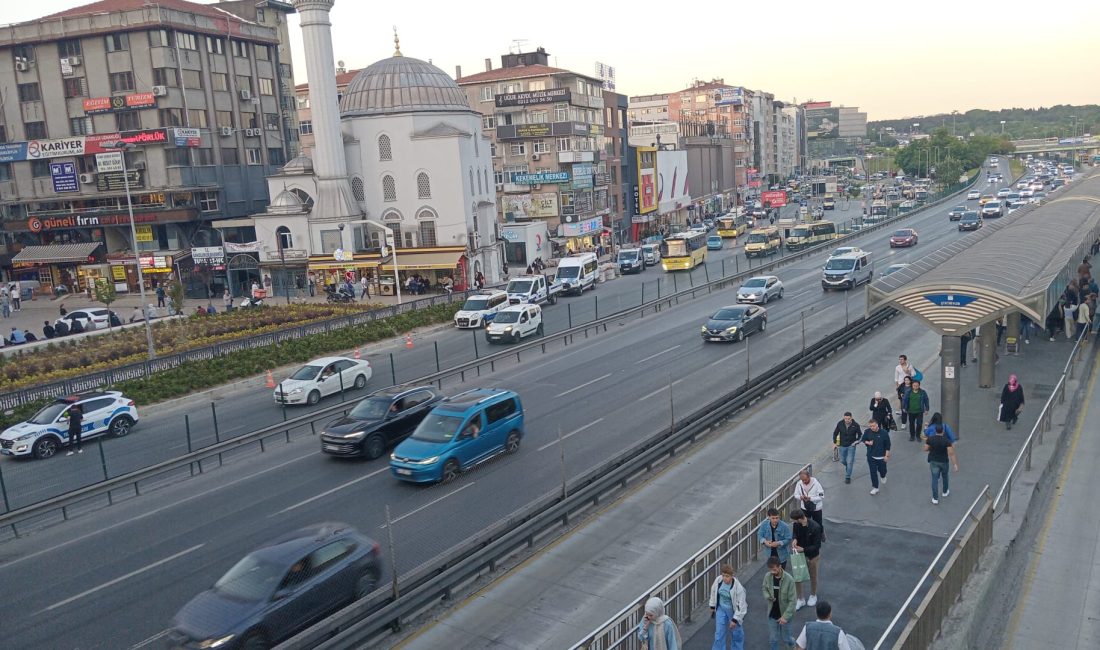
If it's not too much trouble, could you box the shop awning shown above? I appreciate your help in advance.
[388,250,462,271]
[13,243,102,264]
[309,260,380,271]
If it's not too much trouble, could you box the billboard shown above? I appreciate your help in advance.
[656,150,690,215]
[49,162,79,193]
[806,107,841,140]
[713,87,744,106]
[495,88,570,108]
[504,193,559,219]
[636,147,657,214]
[761,190,788,208]
[82,92,157,115]
[595,61,616,91]
[513,171,570,185]
[572,162,594,190]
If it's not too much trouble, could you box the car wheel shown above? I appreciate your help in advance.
[33,437,60,460]
[512,332,521,344]
[364,434,386,460]
[441,459,460,483]
[355,568,381,599]
[736,330,745,343]
[354,374,367,389]
[109,415,134,438]
[778,288,784,299]
[505,430,522,453]
[760,318,767,332]
[239,633,269,650]
[549,293,557,305]
[763,292,770,304]
[536,322,544,336]
[307,390,321,406]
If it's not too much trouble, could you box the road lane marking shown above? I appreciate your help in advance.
[0,452,319,572]
[635,345,681,364]
[41,544,204,613]
[638,379,683,402]
[130,629,171,649]
[271,467,389,516]
[384,483,474,527]
[555,374,612,398]
[706,350,743,368]
[537,418,605,452]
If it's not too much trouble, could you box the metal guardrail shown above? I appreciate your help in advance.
[276,306,900,650]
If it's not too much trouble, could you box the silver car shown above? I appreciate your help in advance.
[737,275,784,304]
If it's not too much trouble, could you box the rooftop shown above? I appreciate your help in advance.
[340,55,473,118]
[456,64,571,85]
[41,0,252,26]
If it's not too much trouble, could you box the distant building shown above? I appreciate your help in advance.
[803,101,867,170]
[294,65,361,158]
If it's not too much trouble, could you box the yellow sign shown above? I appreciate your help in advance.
[110,265,127,281]
[135,224,154,242]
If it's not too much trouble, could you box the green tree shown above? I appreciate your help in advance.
[92,278,117,328]
[167,280,185,315]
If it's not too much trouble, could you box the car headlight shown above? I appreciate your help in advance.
[407,456,438,466]
[198,635,235,649]
[288,388,303,395]
[701,325,708,333]
[14,433,36,442]
[725,326,738,333]
[503,326,513,332]
[342,431,366,440]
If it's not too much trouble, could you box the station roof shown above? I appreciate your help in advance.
[867,172,1100,335]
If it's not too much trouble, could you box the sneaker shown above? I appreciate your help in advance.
[807,595,818,607]
[845,477,851,484]
[78,449,83,454]
[1050,337,1055,342]
[66,451,74,456]
[870,488,879,495]
[796,598,806,610]
[943,490,950,497]
[881,476,887,484]
[932,498,939,505]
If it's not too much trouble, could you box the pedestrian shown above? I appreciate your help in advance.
[129,306,142,323]
[59,304,68,317]
[308,272,316,297]
[925,424,959,505]
[757,507,793,569]
[960,329,974,365]
[894,355,915,395]
[66,403,84,455]
[1020,314,1034,345]
[9,327,25,344]
[862,419,891,495]
[790,509,822,611]
[42,320,56,339]
[901,379,930,442]
[999,374,1025,430]
[763,557,797,650]
[223,289,233,312]
[1046,299,1065,341]
[1077,256,1091,281]
[795,469,825,535]
[868,392,893,431]
[11,280,20,310]
[895,375,912,407]
[251,280,260,300]
[637,596,682,650]
[359,275,370,300]
[795,601,855,650]
[995,316,1006,349]
[923,412,956,443]
[1076,297,1092,342]
[156,284,166,308]
[708,564,747,650]
[833,412,862,484]
[1064,293,1078,340]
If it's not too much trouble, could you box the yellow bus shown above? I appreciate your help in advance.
[662,230,708,271]
[785,220,837,251]
[715,212,754,239]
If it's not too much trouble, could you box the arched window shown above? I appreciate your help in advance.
[468,168,474,194]
[477,168,482,194]
[289,188,314,210]
[378,134,392,161]
[382,175,396,202]
[418,216,437,247]
[416,172,431,199]
[275,226,292,250]
[482,168,489,194]
[350,175,365,202]
[383,210,402,246]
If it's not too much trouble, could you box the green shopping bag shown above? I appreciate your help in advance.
[789,550,810,583]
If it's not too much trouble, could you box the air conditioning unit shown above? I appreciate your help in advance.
[68,56,82,66]
[245,128,258,136]
[220,127,235,137]
[133,161,146,170]
[151,85,168,97]
[531,153,540,161]
[15,60,29,72]
[238,89,252,101]
[79,173,96,184]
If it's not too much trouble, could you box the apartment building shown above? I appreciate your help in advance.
[0,0,296,297]
[666,79,753,188]
[294,64,361,157]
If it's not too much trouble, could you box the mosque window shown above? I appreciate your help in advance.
[382,175,396,202]
[418,217,437,247]
[351,175,365,202]
[417,172,431,199]
[378,134,392,161]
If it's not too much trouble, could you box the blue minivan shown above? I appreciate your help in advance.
[389,389,524,484]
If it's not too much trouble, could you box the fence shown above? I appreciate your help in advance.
[759,458,807,501]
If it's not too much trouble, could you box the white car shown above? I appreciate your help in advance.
[453,289,508,329]
[1020,188,1034,198]
[966,190,981,200]
[996,188,1011,198]
[56,308,118,331]
[737,276,784,304]
[0,391,139,459]
[485,304,542,344]
[274,356,373,406]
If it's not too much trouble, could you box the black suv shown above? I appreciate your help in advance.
[320,386,443,459]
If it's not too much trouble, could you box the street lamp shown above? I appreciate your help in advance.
[951,110,958,137]
[1000,120,1006,135]
[1070,115,1078,165]
[345,220,402,303]
[103,141,156,360]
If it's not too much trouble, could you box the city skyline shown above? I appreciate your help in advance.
[6,0,1100,120]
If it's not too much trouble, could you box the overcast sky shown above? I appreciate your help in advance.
[9,0,1100,120]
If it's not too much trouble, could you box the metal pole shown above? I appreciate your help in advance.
[97,438,109,481]
[594,295,599,320]
[845,288,850,326]
[0,462,10,513]
[279,244,290,305]
[211,402,220,443]
[389,352,397,385]
[559,426,567,501]
[668,373,674,432]
[471,331,479,359]
[185,414,193,453]
[434,340,440,372]
[385,505,400,599]
[390,234,403,305]
[339,370,345,402]
[801,310,806,354]
[117,146,156,360]
[746,331,751,384]
[568,302,573,329]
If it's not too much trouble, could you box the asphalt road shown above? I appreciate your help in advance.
[0,166,1015,649]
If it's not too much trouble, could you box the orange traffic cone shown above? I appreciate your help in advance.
[265,370,276,389]
[404,334,414,349]
[354,347,361,360]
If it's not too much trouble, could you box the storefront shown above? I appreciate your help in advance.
[11,243,104,296]
[307,252,381,295]
[559,217,604,254]
[190,246,228,298]
[104,250,188,293]
[500,222,550,269]
[260,246,309,299]
[376,247,467,294]
[631,212,658,244]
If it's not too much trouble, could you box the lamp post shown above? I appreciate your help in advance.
[951,110,958,137]
[276,240,290,305]
[1070,115,1078,166]
[1000,120,1006,135]
[103,141,156,360]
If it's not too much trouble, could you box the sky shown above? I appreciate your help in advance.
[7,0,1100,120]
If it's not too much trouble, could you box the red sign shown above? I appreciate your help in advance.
[84,132,123,154]
[119,129,168,145]
[83,92,157,115]
[761,190,788,208]
[748,180,762,188]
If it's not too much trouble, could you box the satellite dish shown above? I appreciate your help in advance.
[338,60,345,67]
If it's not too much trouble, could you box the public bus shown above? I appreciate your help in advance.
[661,230,708,271]
[716,212,753,239]
[869,200,889,222]
[785,220,838,251]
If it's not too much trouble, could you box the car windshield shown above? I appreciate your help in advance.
[507,280,533,293]
[790,227,810,238]
[747,233,770,244]
[461,298,489,311]
[494,311,521,324]
[712,309,746,321]
[832,248,853,257]
[708,236,721,243]
[411,414,464,443]
[349,397,391,420]
[618,251,638,261]
[893,230,911,237]
[30,402,69,424]
[214,554,284,602]
[642,245,656,253]
[742,278,767,288]
[954,206,966,212]
[826,258,855,271]
[557,266,580,279]
[290,365,321,381]
[962,214,979,221]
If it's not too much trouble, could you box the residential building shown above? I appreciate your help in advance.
[293,64,361,158]
[666,79,753,188]
[627,93,670,125]
[803,100,867,170]
[748,89,776,185]
[603,90,631,246]
[457,47,616,256]
[0,0,296,297]
[777,104,801,179]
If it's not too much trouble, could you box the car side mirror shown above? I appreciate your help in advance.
[272,588,291,601]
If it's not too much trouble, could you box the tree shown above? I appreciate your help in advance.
[92,278,118,329]
[167,280,185,316]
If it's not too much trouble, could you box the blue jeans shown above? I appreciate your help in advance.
[767,617,796,650]
[838,445,857,479]
[713,605,744,650]
[868,457,887,488]
[930,460,949,499]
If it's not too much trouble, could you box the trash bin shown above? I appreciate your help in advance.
[380,279,395,296]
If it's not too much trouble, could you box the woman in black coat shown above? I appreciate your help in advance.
[869,391,893,430]
[999,374,1025,430]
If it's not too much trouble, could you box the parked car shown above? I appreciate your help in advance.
[55,308,120,331]
[168,523,383,650]
[389,388,524,483]
[889,228,918,248]
[701,305,767,343]
[485,304,542,344]
[453,289,509,328]
[736,276,784,304]
[958,212,983,231]
[0,391,138,459]
[274,356,373,406]
[641,244,662,267]
[320,386,443,459]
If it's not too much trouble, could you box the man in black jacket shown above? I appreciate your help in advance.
[42,320,56,339]
[791,509,823,611]
[832,412,862,484]
[66,404,84,456]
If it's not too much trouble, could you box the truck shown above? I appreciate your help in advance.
[505,274,560,306]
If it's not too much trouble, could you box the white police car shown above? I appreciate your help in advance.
[453,289,509,329]
[0,391,139,459]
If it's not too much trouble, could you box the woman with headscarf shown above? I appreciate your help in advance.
[999,374,1025,430]
[923,412,956,443]
[869,391,893,430]
[637,596,682,650]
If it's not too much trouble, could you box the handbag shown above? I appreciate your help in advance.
[912,369,924,383]
[789,550,810,583]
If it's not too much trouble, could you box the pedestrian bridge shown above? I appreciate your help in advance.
[1010,135,1099,158]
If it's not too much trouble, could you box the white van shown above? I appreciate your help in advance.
[821,251,874,291]
[453,289,509,328]
[555,253,600,295]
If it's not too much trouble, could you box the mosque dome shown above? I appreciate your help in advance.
[340,54,472,118]
[268,189,305,214]
[280,155,314,175]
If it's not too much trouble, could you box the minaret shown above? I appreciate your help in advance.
[290,0,359,228]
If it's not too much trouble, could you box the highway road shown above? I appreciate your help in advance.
[0,168,1011,649]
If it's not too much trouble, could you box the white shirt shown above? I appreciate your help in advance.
[1078,303,1092,324]
[797,620,852,650]
[795,477,824,511]
[894,363,913,386]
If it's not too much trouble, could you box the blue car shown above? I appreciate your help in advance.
[707,235,723,250]
[390,389,524,483]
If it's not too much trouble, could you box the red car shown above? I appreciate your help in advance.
[890,228,918,247]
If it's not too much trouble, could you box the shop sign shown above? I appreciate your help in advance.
[139,255,172,270]
[571,163,594,190]
[50,162,79,193]
[119,129,168,145]
[82,92,157,115]
[173,128,201,147]
[26,212,158,233]
[333,248,353,262]
[135,224,154,242]
[513,171,570,184]
[0,142,29,163]
[96,171,143,192]
[495,88,570,108]
[95,152,124,173]
[515,124,552,138]
[192,246,226,265]
[110,265,128,281]
[561,217,602,237]
[27,137,85,160]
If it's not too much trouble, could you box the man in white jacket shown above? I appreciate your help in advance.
[708,564,749,650]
